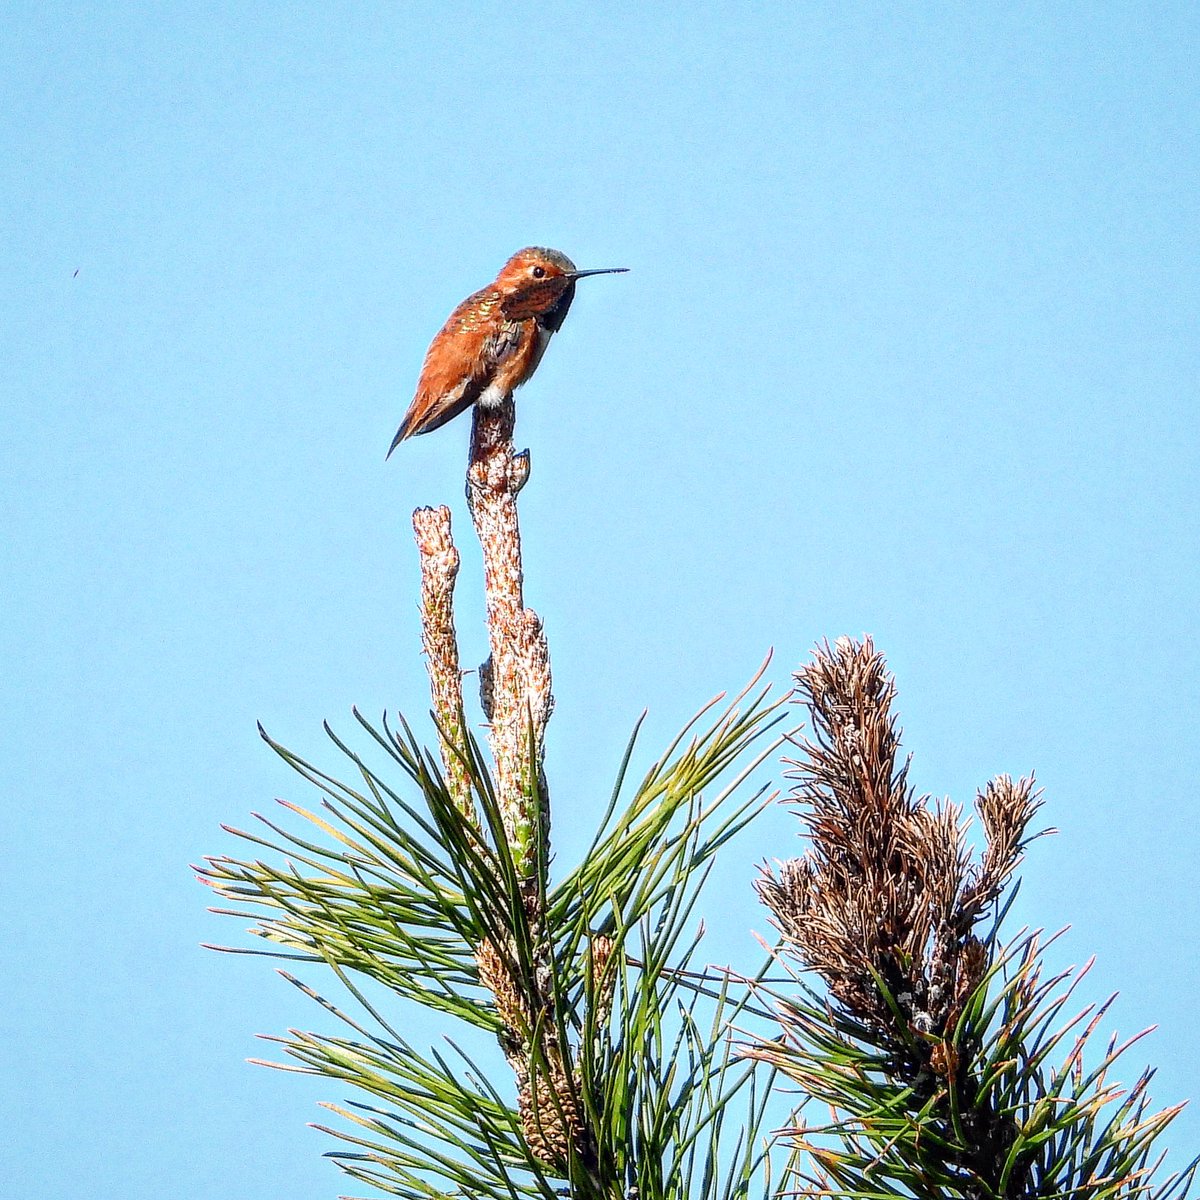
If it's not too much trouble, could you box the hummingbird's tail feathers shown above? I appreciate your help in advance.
[385,421,411,458]
[386,379,480,456]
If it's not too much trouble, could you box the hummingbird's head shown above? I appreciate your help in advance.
[497,247,578,288]
[497,247,628,329]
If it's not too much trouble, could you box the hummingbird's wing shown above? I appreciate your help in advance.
[386,289,542,453]
[387,376,479,453]
[483,320,523,363]
[387,288,519,454]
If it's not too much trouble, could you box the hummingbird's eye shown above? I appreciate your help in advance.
[531,266,546,278]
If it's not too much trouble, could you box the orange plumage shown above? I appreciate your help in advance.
[388,247,626,454]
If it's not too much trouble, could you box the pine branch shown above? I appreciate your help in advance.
[200,394,783,1200]
[466,398,551,883]
[412,504,474,824]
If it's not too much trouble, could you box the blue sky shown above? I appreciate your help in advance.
[3,4,1198,1197]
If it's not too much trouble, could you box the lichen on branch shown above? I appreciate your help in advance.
[464,398,553,881]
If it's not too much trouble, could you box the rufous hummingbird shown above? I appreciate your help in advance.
[387,247,627,454]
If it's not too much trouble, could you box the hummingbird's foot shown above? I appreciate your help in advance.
[512,449,531,492]
[478,653,495,721]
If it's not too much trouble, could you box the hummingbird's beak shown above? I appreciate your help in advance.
[567,267,629,279]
